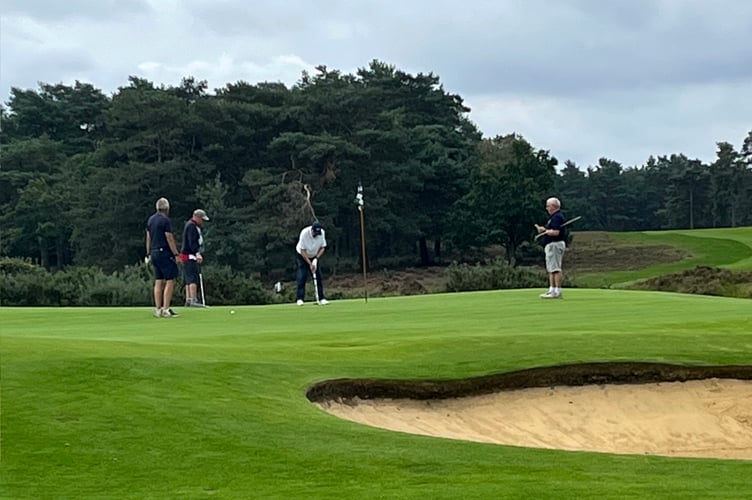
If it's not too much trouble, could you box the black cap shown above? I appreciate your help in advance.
[311,221,323,235]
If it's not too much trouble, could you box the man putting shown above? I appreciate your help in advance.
[535,197,566,299]
[295,221,328,305]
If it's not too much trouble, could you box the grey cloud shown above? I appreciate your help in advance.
[2,0,151,21]
[180,0,752,97]
[2,0,749,168]
[1,45,98,95]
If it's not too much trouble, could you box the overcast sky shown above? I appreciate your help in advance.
[2,0,751,168]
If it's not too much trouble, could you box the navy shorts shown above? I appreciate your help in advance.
[151,249,179,280]
[183,260,200,285]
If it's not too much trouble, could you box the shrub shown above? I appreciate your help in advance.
[0,259,273,306]
[445,259,548,292]
[200,265,273,305]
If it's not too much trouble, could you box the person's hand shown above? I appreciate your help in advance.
[311,258,318,272]
[196,253,203,264]
[144,256,151,265]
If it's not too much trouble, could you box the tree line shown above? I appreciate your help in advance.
[1,60,751,277]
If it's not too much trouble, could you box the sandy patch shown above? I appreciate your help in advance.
[317,379,752,460]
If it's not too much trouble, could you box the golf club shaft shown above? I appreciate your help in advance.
[535,216,581,240]
[199,272,206,306]
[312,271,320,304]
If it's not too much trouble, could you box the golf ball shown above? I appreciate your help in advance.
[230,310,235,314]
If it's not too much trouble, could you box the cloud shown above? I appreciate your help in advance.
[1,0,750,167]
[136,53,315,91]
[1,0,151,21]
[467,78,752,167]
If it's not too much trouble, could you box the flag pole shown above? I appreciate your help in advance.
[355,183,368,303]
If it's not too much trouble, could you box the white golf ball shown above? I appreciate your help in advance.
[230,310,235,315]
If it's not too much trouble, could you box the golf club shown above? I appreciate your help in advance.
[535,215,582,241]
[199,272,206,307]
[311,260,321,305]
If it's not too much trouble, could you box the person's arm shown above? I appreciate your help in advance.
[145,230,151,254]
[187,224,204,263]
[166,232,180,257]
[535,223,560,237]
[299,250,312,267]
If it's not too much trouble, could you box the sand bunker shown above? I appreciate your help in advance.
[318,379,752,460]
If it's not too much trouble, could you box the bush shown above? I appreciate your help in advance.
[629,265,752,298]
[0,258,274,306]
[200,265,273,305]
[446,259,547,292]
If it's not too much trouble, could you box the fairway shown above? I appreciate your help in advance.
[2,289,752,498]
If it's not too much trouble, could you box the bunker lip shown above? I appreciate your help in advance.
[306,362,752,402]
[307,362,752,461]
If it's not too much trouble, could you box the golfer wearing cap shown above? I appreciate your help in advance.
[180,209,209,307]
[295,221,328,305]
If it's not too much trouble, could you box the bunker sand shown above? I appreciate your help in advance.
[318,379,752,460]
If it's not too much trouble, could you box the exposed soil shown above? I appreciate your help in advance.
[307,362,752,402]
[309,363,752,460]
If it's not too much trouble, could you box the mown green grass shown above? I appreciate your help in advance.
[2,290,751,499]
[576,226,752,287]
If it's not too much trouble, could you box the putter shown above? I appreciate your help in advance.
[535,215,582,240]
[312,271,321,305]
[199,272,206,307]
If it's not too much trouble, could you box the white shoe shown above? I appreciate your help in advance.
[318,299,329,305]
[154,308,162,318]
[540,292,555,299]
[296,299,304,306]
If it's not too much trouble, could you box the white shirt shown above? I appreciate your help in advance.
[296,226,326,258]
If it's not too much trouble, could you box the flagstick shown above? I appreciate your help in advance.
[358,205,368,303]
[355,183,368,303]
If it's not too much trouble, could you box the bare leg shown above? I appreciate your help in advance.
[549,273,556,288]
[186,283,198,302]
[163,279,175,310]
[154,280,165,309]
[553,271,563,288]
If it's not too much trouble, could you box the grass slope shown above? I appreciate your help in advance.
[2,290,751,499]
[575,226,752,287]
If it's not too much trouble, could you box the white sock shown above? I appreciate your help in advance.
[554,287,561,294]
[548,287,554,293]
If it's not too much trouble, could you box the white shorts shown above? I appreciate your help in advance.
[544,241,566,273]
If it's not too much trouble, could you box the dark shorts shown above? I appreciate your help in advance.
[151,249,179,280]
[183,260,200,285]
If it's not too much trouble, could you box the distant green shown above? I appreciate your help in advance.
[576,226,752,287]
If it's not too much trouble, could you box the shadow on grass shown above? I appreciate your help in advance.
[306,362,752,402]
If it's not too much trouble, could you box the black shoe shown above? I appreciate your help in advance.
[167,308,179,317]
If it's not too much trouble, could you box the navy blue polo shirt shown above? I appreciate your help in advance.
[544,210,566,245]
[181,220,201,255]
[147,212,173,253]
